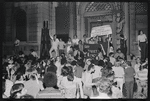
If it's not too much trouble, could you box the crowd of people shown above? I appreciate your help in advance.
[2,33,148,99]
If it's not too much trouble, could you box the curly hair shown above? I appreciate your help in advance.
[97,78,112,94]
[43,72,57,87]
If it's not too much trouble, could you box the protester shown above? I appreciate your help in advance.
[137,30,147,61]
[36,72,64,98]
[14,37,20,54]
[114,48,125,59]
[10,83,27,98]
[58,38,66,55]
[49,34,59,58]
[124,61,135,98]
[72,35,79,46]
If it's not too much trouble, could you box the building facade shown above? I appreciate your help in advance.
[3,2,148,57]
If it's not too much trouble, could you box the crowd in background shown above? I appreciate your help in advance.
[2,33,148,99]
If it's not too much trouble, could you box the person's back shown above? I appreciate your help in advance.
[112,66,124,78]
[36,72,64,98]
[124,66,135,82]
[74,65,83,78]
[24,79,43,98]
[36,87,64,98]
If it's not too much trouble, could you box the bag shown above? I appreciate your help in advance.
[83,86,92,97]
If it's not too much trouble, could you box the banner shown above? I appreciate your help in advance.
[83,43,101,58]
[91,25,112,37]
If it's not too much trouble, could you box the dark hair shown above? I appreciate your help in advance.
[138,30,143,35]
[126,61,132,66]
[53,34,56,37]
[109,52,114,57]
[71,61,77,66]
[87,64,94,71]
[20,94,34,99]
[116,48,121,52]
[131,54,136,60]
[46,65,57,74]
[10,83,25,98]
[16,74,23,81]
[61,66,69,76]
[120,34,124,38]
[43,72,57,87]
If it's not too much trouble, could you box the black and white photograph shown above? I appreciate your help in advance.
[2,2,148,99]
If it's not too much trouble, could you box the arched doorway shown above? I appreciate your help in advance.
[13,8,27,42]
[78,2,124,51]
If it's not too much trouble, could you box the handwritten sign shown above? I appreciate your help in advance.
[91,25,112,37]
[83,44,101,58]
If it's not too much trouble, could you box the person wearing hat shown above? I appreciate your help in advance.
[114,48,125,60]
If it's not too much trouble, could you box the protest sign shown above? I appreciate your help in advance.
[91,25,112,37]
[83,43,101,58]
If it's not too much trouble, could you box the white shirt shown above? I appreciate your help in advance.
[4,79,13,97]
[112,66,124,77]
[137,69,148,81]
[72,38,79,45]
[31,51,38,58]
[92,65,102,79]
[55,61,61,76]
[52,39,59,48]
[109,57,116,65]
[91,93,110,99]
[138,34,147,42]
[58,41,65,49]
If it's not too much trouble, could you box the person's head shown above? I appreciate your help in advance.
[68,37,71,41]
[71,61,77,68]
[136,57,141,64]
[87,64,95,73]
[86,58,92,65]
[74,35,77,39]
[61,66,69,76]
[120,34,124,38]
[131,54,136,60]
[109,52,114,57]
[83,34,87,38]
[114,61,120,67]
[55,56,60,62]
[139,30,144,35]
[125,61,132,67]
[43,72,57,88]
[116,48,121,53]
[10,83,27,98]
[59,38,62,41]
[47,65,57,74]
[16,73,24,81]
[70,46,74,51]
[78,40,82,44]
[53,34,57,40]
[96,78,111,94]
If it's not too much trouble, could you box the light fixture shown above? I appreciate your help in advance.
[97,20,101,21]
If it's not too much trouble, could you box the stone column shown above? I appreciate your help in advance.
[129,2,136,54]
[112,14,117,52]
[124,2,130,54]
[69,2,74,39]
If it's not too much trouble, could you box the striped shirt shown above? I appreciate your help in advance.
[137,69,148,81]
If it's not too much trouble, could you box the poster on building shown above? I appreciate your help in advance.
[83,43,101,58]
[91,25,112,37]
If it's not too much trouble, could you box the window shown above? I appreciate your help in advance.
[15,9,27,41]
